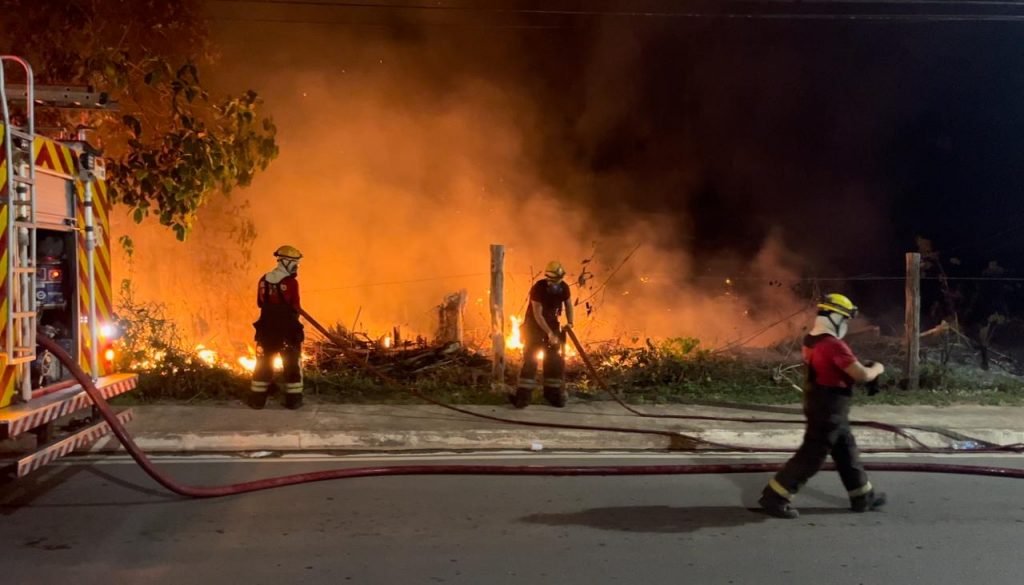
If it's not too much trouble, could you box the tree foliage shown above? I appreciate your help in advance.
[0,0,278,239]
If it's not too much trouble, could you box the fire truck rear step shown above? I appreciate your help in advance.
[3,408,134,479]
[0,373,138,440]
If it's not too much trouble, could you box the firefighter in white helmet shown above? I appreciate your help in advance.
[759,293,886,518]
[510,261,574,408]
[249,245,305,410]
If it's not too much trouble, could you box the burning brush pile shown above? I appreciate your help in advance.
[111,285,801,405]
[114,288,502,402]
[304,323,492,378]
[300,313,587,403]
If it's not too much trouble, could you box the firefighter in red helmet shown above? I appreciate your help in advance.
[248,245,305,410]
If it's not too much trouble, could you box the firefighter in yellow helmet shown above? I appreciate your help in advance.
[759,293,887,518]
[249,245,305,410]
[510,261,574,408]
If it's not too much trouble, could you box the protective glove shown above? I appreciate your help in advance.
[863,361,881,396]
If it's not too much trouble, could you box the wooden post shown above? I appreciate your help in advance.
[905,252,921,390]
[490,244,505,387]
[437,290,467,345]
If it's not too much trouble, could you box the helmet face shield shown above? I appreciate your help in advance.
[279,257,301,275]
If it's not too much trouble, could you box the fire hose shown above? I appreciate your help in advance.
[563,328,1024,453]
[301,312,890,454]
[35,317,1024,499]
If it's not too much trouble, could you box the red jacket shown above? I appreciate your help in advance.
[802,334,857,388]
[257,275,300,310]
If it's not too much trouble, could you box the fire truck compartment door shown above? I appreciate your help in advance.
[35,172,75,230]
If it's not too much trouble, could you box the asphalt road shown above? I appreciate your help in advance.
[1,452,1022,585]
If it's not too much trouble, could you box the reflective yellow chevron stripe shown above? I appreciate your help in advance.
[768,478,793,500]
[848,482,873,497]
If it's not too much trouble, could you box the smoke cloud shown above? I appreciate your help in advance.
[112,13,812,357]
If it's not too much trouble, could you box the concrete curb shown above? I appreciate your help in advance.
[85,427,1024,454]
[7,403,1019,455]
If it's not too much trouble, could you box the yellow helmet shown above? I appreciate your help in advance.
[544,260,566,280]
[274,245,303,260]
[818,293,858,319]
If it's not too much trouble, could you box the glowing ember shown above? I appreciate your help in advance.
[235,348,310,374]
[238,356,257,373]
[507,316,523,350]
[564,340,577,358]
[195,344,218,367]
[383,335,393,349]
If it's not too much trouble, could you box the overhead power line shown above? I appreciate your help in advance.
[302,272,1024,293]
[208,16,563,27]
[208,0,1024,22]
[210,0,1024,11]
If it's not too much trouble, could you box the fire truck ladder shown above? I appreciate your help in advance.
[0,56,38,403]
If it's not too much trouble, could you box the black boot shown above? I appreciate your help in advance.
[759,489,799,519]
[509,387,531,409]
[284,393,304,410]
[543,387,567,407]
[851,490,887,513]
[247,391,268,410]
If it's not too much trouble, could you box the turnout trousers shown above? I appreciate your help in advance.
[766,385,873,500]
[251,341,304,396]
[511,326,566,408]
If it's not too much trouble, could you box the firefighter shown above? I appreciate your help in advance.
[248,245,305,410]
[759,293,887,519]
[510,261,574,409]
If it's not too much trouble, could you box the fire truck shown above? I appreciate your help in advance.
[0,56,137,480]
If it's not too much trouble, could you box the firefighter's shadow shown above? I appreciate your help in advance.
[522,506,766,533]
[522,504,849,534]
